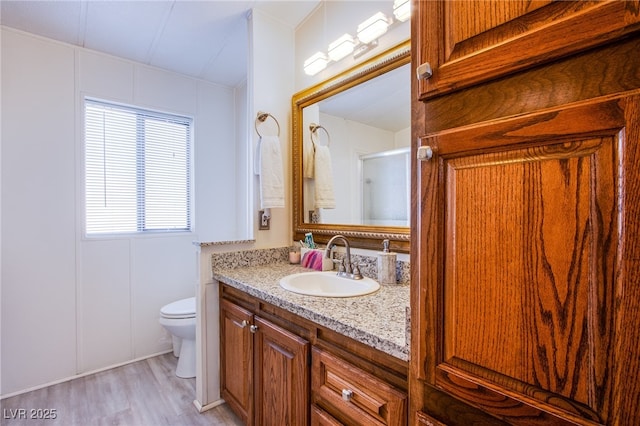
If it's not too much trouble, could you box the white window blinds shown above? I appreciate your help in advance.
[84,99,192,235]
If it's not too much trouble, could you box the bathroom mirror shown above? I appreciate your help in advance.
[292,40,411,252]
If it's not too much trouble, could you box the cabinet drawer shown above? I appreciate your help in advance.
[415,411,447,426]
[312,348,407,426]
[311,405,342,426]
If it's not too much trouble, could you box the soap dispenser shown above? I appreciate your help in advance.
[377,239,397,285]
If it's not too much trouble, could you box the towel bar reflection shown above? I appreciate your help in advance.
[255,111,281,137]
[310,123,330,147]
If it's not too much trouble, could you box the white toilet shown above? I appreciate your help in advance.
[159,297,196,378]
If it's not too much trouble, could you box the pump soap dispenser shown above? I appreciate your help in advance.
[377,239,397,285]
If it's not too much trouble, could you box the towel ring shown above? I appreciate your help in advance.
[255,111,280,137]
[310,123,330,147]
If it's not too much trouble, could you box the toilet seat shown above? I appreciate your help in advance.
[160,297,195,319]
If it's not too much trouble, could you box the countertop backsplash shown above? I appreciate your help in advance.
[210,246,290,270]
[211,246,410,285]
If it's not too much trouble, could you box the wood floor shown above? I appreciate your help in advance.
[0,353,243,426]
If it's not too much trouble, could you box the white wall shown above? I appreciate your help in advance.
[295,1,410,91]
[395,126,411,149]
[1,27,77,396]
[195,9,296,410]
[1,27,241,396]
[249,9,295,249]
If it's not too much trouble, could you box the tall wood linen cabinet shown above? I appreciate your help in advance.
[409,1,640,425]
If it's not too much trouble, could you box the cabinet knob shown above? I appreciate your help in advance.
[232,319,248,328]
[249,324,259,333]
[417,146,434,161]
[342,389,353,402]
[416,62,433,80]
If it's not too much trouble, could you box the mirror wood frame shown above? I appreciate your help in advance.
[292,40,411,253]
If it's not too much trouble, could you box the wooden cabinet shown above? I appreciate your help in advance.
[415,95,640,425]
[415,0,640,100]
[220,284,408,426]
[411,1,640,425]
[220,298,309,426]
[220,299,253,424]
[253,316,309,426]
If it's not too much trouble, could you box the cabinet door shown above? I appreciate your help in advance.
[220,299,254,425]
[414,0,640,100]
[253,316,309,426]
[415,95,640,424]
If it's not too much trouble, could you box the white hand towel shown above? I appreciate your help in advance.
[257,135,285,209]
[314,144,335,209]
[303,138,315,178]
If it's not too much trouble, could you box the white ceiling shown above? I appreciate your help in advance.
[0,0,320,87]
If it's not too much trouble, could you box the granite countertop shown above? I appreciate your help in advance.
[212,261,410,361]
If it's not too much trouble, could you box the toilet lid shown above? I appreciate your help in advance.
[160,297,196,319]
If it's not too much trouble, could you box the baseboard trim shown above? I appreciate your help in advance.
[1,350,173,400]
[193,398,226,413]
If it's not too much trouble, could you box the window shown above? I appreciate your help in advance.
[84,99,192,235]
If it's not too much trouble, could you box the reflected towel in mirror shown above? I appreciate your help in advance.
[255,135,285,208]
[314,144,335,209]
[303,137,315,178]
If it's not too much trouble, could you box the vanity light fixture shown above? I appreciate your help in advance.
[357,12,390,44]
[393,0,411,22]
[304,51,329,76]
[353,40,378,59]
[303,2,410,75]
[328,33,356,62]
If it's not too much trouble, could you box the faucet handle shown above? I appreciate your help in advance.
[351,263,364,279]
[332,258,345,272]
[339,258,347,272]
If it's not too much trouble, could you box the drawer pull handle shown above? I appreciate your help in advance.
[417,146,433,161]
[232,320,248,328]
[416,62,433,80]
[342,389,353,402]
[249,324,259,333]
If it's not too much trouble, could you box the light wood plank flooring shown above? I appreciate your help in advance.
[0,353,243,426]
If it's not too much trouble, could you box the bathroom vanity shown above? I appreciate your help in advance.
[212,259,409,425]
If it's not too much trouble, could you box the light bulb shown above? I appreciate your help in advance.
[357,12,390,44]
[303,51,328,76]
[328,34,356,62]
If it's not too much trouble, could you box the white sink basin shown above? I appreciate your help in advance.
[279,271,380,297]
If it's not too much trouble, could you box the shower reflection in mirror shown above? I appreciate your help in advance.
[360,147,410,226]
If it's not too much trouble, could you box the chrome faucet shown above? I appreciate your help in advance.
[325,235,363,280]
